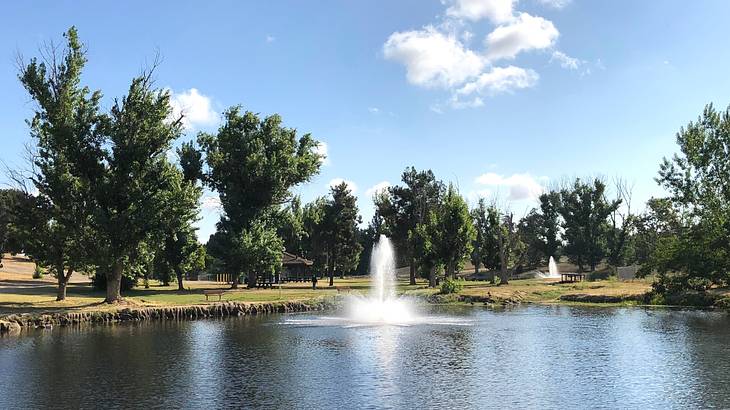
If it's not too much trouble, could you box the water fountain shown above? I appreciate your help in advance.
[537,256,560,279]
[282,235,467,327]
[346,235,415,325]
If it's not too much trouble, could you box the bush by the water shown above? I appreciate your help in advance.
[440,278,464,294]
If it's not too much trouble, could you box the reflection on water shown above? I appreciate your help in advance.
[2,305,730,409]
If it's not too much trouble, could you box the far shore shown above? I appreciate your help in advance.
[5,254,730,334]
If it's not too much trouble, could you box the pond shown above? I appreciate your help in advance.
[1,305,730,409]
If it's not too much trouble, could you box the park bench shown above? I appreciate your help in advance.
[203,289,227,301]
[560,273,585,283]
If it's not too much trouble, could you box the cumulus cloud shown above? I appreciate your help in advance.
[445,0,517,24]
[169,88,219,130]
[551,50,580,70]
[384,0,578,110]
[328,178,357,194]
[474,172,544,201]
[383,26,486,88]
[457,65,538,97]
[485,13,559,61]
[313,141,330,166]
[368,107,380,114]
[537,0,571,9]
[201,194,222,211]
[365,181,391,198]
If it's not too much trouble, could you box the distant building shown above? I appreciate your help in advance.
[280,252,314,282]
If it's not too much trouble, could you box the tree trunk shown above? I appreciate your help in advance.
[474,260,480,275]
[409,258,416,285]
[328,250,335,287]
[56,266,72,301]
[247,271,257,289]
[447,261,455,279]
[231,272,239,289]
[499,268,509,285]
[428,266,436,288]
[105,261,123,303]
[176,268,185,291]
[487,270,495,284]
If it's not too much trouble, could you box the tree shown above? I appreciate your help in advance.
[537,191,562,261]
[411,209,443,288]
[470,199,501,282]
[375,167,443,284]
[644,104,730,290]
[91,70,199,303]
[605,179,635,267]
[276,196,306,256]
[301,197,329,274]
[17,27,101,300]
[322,182,362,286]
[199,107,321,288]
[518,209,545,269]
[558,178,620,271]
[438,185,475,280]
[0,189,28,265]
[496,212,526,285]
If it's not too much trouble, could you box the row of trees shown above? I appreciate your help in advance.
[3,28,728,300]
[2,28,206,303]
[0,28,325,302]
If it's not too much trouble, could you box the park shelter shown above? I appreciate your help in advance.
[281,252,314,282]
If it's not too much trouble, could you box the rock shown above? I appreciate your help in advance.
[0,320,21,334]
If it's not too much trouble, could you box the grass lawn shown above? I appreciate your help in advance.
[1,253,658,314]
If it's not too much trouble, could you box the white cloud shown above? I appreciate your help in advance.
[445,0,517,24]
[328,178,357,194]
[457,65,538,98]
[485,13,559,61]
[537,0,571,9]
[201,194,222,211]
[365,181,391,198]
[550,50,580,69]
[368,107,380,114]
[266,35,276,43]
[383,26,486,89]
[169,88,219,130]
[474,172,544,201]
[467,188,493,203]
[314,141,330,165]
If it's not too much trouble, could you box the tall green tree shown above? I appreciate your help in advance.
[198,107,321,288]
[469,199,501,281]
[438,185,475,279]
[375,167,443,284]
[301,197,329,274]
[558,178,620,271]
[18,27,102,300]
[91,71,198,303]
[323,182,362,286]
[644,104,730,290]
[496,212,526,285]
[537,191,562,261]
[276,196,306,256]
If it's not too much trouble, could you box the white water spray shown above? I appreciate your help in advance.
[537,256,560,279]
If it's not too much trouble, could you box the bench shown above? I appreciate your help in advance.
[203,289,227,301]
[560,273,585,283]
[336,286,351,293]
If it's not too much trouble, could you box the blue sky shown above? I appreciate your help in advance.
[2,0,730,241]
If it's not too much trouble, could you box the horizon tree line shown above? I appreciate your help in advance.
[1,27,729,301]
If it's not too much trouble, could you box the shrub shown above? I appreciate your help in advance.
[587,268,613,282]
[32,265,44,279]
[440,278,464,294]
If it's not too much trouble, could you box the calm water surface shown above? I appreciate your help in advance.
[1,305,730,409]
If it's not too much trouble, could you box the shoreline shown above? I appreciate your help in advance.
[2,291,724,336]
[0,297,339,335]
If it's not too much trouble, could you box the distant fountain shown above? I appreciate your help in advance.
[537,256,560,279]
